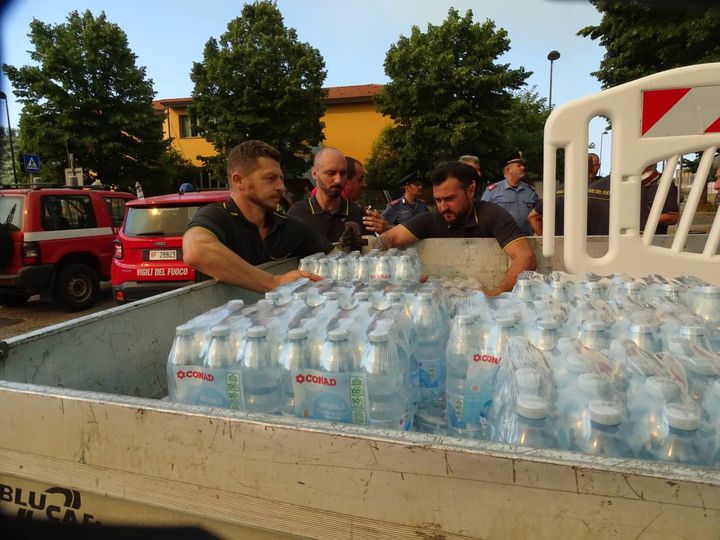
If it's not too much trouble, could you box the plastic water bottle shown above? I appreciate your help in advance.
[645,403,707,465]
[549,280,574,304]
[362,330,405,430]
[679,325,713,351]
[512,396,560,450]
[627,376,680,455]
[278,327,312,416]
[692,286,720,350]
[577,320,611,352]
[412,292,448,408]
[528,318,561,352]
[319,328,354,373]
[445,315,482,437]
[557,373,611,449]
[167,323,199,403]
[205,324,234,368]
[239,325,282,414]
[168,323,197,367]
[575,401,633,458]
[627,323,663,354]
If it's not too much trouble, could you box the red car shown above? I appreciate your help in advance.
[0,186,134,310]
[111,190,229,303]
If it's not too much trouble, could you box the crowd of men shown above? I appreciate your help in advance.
[183,140,682,296]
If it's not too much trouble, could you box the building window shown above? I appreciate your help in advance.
[179,114,199,138]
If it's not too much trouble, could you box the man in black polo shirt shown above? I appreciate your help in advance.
[377,161,536,296]
[287,147,387,242]
[183,140,332,292]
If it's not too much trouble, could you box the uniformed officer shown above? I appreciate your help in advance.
[381,171,429,226]
[481,152,538,236]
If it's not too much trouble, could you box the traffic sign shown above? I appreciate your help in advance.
[22,153,41,173]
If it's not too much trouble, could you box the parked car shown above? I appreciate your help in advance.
[0,185,135,310]
[111,190,229,303]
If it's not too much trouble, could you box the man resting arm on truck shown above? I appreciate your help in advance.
[183,140,332,293]
[376,161,537,296]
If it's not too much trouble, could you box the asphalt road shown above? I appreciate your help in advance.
[0,282,117,341]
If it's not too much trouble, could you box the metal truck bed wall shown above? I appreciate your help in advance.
[0,240,718,539]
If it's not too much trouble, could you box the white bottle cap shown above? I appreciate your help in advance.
[323,291,339,300]
[175,323,194,336]
[630,323,656,335]
[515,368,542,394]
[578,373,610,397]
[456,315,475,325]
[327,328,349,342]
[288,327,308,340]
[582,320,607,332]
[368,330,390,343]
[645,376,680,401]
[680,326,708,337]
[665,403,700,431]
[537,318,560,330]
[566,354,589,374]
[496,316,516,327]
[516,395,549,419]
[247,325,268,338]
[210,324,230,337]
[589,400,623,426]
[698,285,720,296]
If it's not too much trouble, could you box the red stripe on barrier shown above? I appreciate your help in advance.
[704,116,720,133]
[641,88,691,135]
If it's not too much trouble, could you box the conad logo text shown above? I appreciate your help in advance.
[176,370,214,381]
[472,353,500,365]
[295,373,337,387]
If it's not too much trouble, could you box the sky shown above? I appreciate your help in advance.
[0,0,610,169]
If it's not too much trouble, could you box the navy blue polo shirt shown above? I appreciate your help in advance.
[187,198,332,266]
[286,195,365,243]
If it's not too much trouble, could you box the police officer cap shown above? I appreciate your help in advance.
[398,171,422,187]
[503,152,524,167]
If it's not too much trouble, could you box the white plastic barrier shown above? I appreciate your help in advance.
[543,63,720,283]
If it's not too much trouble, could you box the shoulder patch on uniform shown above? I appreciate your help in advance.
[487,182,498,191]
[390,199,401,206]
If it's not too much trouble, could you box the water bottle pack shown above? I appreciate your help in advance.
[167,266,720,467]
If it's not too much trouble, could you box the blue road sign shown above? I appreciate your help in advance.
[22,153,41,173]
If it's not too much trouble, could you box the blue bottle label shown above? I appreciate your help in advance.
[418,357,444,389]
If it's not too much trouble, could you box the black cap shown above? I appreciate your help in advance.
[503,151,524,167]
[398,171,422,187]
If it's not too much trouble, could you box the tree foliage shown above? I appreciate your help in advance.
[3,10,168,186]
[190,0,327,177]
[365,8,530,187]
[579,0,720,88]
[503,88,549,183]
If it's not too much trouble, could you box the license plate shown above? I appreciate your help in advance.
[148,249,178,261]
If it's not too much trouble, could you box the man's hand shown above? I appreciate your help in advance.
[363,208,390,233]
[272,269,323,289]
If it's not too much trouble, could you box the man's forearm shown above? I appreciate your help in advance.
[486,250,537,296]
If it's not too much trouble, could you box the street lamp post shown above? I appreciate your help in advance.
[0,91,18,184]
[599,130,608,174]
[547,50,561,111]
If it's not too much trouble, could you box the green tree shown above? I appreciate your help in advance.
[0,127,19,184]
[502,88,549,183]
[365,8,529,187]
[3,10,168,187]
[190,0,327,178]
[579,1,720,88]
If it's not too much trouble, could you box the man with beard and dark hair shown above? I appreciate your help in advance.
[376,161,536,295]
[287,147,387,242]
[183,140,331,292]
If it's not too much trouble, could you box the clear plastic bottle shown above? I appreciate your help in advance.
[167,323,199,403]
[412,292,449,408]
[692,286,720,350]
[512,396,560,450]
[578,320,611,352]
[627,323,663,354]
[646,403,707,466]
[204,324,234,368]
[445,315,482,437]
[627,376,680,455]
[278,327,313,416]
[576,400,634,458]
[361,330,405,430]
[319,328,354,373]
[679,325,713,351]
[239,325,282,414]
[528,318,561,352]
[557,373,611,450]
